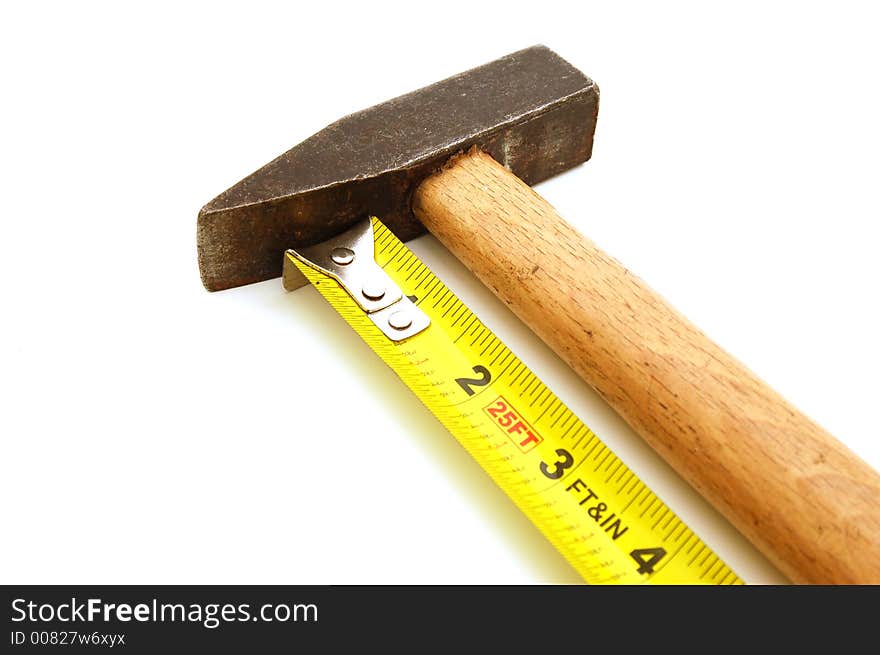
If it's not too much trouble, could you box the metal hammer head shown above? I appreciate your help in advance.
[197,45,599,291]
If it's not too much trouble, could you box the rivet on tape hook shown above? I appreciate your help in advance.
[286,218,430,341]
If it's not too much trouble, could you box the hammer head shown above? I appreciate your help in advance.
[198,45,599,291]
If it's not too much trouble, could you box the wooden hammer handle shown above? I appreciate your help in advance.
[412,149,880,584]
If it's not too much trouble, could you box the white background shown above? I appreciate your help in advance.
[2,2,878,584]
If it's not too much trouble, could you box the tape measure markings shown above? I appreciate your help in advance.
[289,217,743,585]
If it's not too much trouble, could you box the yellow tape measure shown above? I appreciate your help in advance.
[287,217,741,584]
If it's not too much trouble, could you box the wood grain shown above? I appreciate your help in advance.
[412,148,880,584]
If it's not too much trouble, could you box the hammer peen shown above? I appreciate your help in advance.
[197,45,880,583]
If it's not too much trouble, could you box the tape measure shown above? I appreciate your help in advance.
[287,217,742,584]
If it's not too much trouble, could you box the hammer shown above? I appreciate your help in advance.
[198,46,880,584]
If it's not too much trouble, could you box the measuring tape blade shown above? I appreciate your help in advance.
[287,217,742,585]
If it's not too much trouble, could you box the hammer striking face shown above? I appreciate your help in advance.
[197,45,599,292]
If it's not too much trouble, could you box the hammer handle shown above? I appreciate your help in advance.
[412,149,880,584]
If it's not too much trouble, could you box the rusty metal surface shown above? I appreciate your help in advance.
[197,45,599,291]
